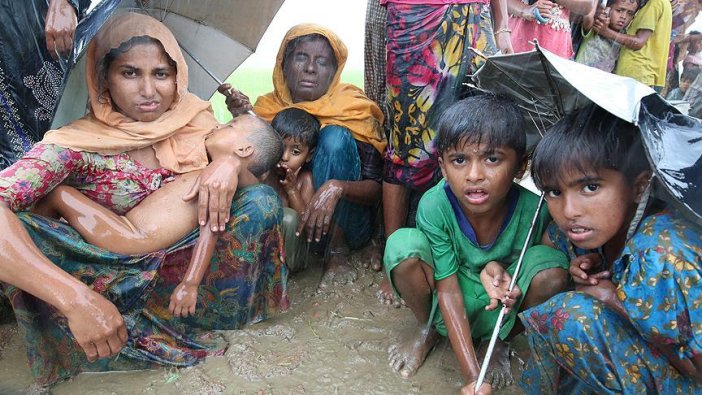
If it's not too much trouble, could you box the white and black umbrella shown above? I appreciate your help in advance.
[52,0,284,128]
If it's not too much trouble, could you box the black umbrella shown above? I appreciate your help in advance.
[471,43,701,226]
[469,44,702,389]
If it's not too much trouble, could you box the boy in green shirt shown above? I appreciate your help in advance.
[384,95,569,393]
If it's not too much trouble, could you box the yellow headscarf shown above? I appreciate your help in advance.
[254,24,386,154]
[41,12,218,173]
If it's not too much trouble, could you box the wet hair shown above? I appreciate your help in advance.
[435,94,527,159]
[244,116,285,177]
[681,67,701,82]
[531,104,650,190]
[607,0,639,7]
[96,36,176,99]
[271,108,320,149]
[281,33,338,74]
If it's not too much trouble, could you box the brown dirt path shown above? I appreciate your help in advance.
[0,251,526,394]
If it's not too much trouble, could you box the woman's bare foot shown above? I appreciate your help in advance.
[360,238,383,271]
[477,338,513,389]
[377,277,403,307]
[319,249,357,288]
[388,326,440,378]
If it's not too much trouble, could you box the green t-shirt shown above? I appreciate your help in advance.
[416,180,568,339]
[614,0,672,87]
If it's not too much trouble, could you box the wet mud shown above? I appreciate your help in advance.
[0,251,526,394]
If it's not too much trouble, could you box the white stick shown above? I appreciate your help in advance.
[474,193,545,390]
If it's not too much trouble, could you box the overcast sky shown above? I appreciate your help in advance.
[239,0,366,70]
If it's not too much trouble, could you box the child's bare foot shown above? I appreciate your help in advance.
[388,326,439,378]
[319,250,357,288]
[377,277,403,307]
[477,338,514,389]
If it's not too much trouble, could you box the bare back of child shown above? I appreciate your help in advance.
[34,114,283,317]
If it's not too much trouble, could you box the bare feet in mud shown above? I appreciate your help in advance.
[477,338,514,389]
[377,277,403,308]
[359,239,383,271]
[358,240,403,308]
[388,326,440,378]
[319,251,357,288]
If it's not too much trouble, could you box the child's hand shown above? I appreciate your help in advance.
[578,279,618,304]
[169,282,199,318]
[592,10,610,33]
[461,380,492,395]
[480,261,522,313]
[570,253,610,287]
[278,164,300,193]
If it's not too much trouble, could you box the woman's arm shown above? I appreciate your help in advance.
[183,156,242,232]
[0,202,127,360]
[0,145,127,360]
[557,0,595,15]
[491,0,514,54]
[295,179,380,243]
[437,275,485,390]
[327,178,382,206]
[507,0,537,20]
[217,83,253,118]
[508,0,557,20]
[45,0,78,59]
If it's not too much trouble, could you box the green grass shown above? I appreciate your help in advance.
[210,68,364,123]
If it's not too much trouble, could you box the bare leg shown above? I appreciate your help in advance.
[319,225,357,288]
[387,257,440,378]
[378,182,410,305]
[383,182,410,237]
[520,268,569,310]
[34,185,154,254]
[33,172,202,255]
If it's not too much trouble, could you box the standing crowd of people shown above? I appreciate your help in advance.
[0,0,700,394]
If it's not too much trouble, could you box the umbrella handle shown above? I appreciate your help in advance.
[474,193,545,389]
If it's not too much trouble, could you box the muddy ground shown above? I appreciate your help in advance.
[0,251,526,395]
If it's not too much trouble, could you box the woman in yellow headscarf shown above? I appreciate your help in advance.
[0,12,288,386]
[249,24,386,286]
